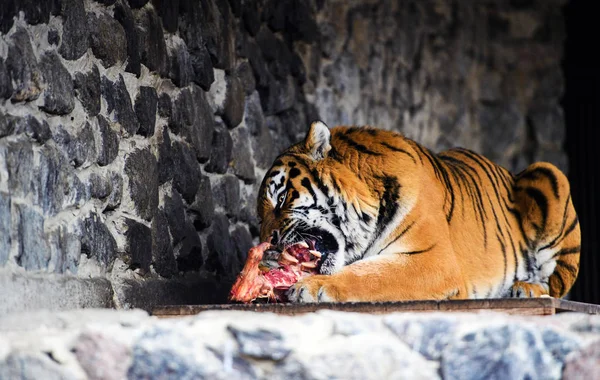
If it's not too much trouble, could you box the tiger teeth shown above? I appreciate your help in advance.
[280,251,299,264]
[301,261,317,269]
[309,250,322,258]
[297,241,309,248]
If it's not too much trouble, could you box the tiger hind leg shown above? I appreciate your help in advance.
[508,281,549,298]
[514,162,581,299]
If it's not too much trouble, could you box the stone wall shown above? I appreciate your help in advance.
[0,0,567,314]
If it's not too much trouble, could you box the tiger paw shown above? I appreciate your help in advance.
[509,281,549,298]
[286,275,343,303]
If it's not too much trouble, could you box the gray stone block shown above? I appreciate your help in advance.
[135,6,168,77]
[0,352,78,380]
[124,148,159,221]
[152,211,177,278]
[134,86,158,137]
[80,213,117,268]
[74,65,101,116]
[189,175,215,230]
[47,225,80,274]
[15,203,51,271]
[206,213,239,277]
[236,60,256,96]
[157,93,172,118]
[170,87,214,162]
[101,75,140,136]
[441,324,576,380]
[126,218,153,272]
[212,174,240,219]
[6,27,42,102]
[74,331,132,380]
[106,172,123,210]
[88,12,128,68]
[87,172,112,200]
[163,191,187,247]
[230,126,255,183]
[205,120,233,174]
[0,59,13,99]
[59,0,89,60]
[167,36,193,88]
[1,114,51,143]
[0,193,11,265]
[95,115,119,167]
[114,0,141,76]
[157,126,174,185]
[37,144,89,214]
[171,140,201,203]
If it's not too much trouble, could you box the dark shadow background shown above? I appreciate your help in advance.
[563,0,599,304]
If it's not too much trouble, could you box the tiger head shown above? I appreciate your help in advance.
[257,121,410,275]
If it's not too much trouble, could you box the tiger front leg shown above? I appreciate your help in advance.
[286,249,467,303]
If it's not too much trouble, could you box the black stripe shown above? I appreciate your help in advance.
[524,187,549,237]
[337,133,382,156]
[434,157,456,222]
[497,233,507,288]
[552,245,580,259]
[442,155,489,246]
[518,167,560,199]
[509,231,518,281]
[414,144,441,180]
[279,154,331,201]
[289,189,300,203]
[521,244,534,275]
[380,142,417,163]
[375,176,401,234]
[442,157,481,221]
[309,168,330,199]
[402,243,436,255]
[552,271,566,296]
[453,149,514,232]
[556,260,578,277]
[344,126,363,134]
[563,215,579,238]
[329,175,342,195]
[508,206,533,250]
[361,175,401,256]
[378,220,417,254]
[301,177,317,205]
[289,167,301,178]
[538,205,576,252]
[418,146,454,222]
[361,212,372,224]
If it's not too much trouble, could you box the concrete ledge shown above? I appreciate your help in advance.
[0,269,231,316]
[0,270,114,315]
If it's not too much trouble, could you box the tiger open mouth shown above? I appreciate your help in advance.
[287,227,339,273]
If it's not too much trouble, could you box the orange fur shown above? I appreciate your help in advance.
[257,122,580,302]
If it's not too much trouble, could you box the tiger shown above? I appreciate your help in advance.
[257,121,581,303]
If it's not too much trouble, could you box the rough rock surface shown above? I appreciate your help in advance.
[0,309,598,380]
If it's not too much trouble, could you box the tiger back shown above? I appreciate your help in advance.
[257,121,580,302]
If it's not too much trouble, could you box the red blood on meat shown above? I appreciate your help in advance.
[229,241,321,303]
[286,244,312,262]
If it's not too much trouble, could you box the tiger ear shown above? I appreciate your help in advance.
[305,121,331,161]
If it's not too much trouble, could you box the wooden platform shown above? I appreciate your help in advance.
[152,298,600,318]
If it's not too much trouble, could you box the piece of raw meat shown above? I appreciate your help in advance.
[228,241,322,303]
